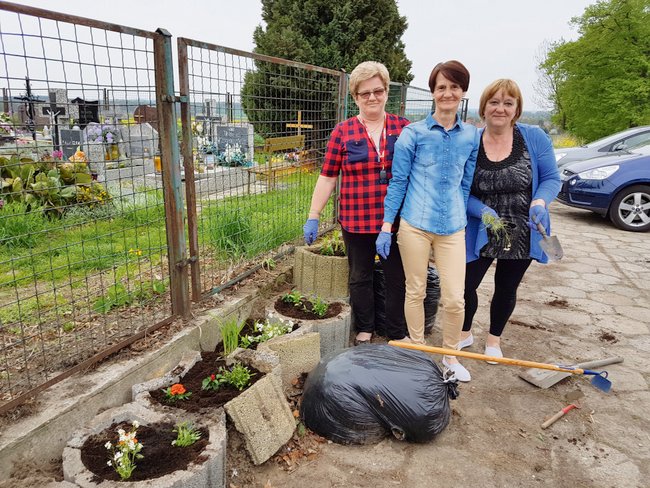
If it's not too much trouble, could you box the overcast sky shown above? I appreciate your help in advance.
[9,0,598,111]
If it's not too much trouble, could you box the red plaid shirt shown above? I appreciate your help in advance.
[321,113,409,233]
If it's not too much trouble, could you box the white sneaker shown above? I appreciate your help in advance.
[458,333,474,350]
[442,357,471,382]
[484,345,503,365]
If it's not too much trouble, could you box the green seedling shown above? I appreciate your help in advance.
[172,422,202,447]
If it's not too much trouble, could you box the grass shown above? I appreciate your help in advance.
[0,169,330,326]
[198,171,327,259]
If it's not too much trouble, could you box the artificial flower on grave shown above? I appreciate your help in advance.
[86,124,120,144]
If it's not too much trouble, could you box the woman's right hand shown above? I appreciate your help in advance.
[303,219,319,245]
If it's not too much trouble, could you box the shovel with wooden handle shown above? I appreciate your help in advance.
[533,215,563,261]
[388,341,612,393]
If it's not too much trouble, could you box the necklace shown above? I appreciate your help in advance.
[359,114,385,134]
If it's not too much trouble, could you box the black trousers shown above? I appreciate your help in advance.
[341,228,408,340]
[463,257,532,337]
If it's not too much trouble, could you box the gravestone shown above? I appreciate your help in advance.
[70,98,99,129]
[215,123,254,161]
[59,128,83,159]
[133,105,158,131]
[119,123,158,159]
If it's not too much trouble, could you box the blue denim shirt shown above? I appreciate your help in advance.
[383,113,479,235]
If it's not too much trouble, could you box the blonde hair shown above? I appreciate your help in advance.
[479,79,523,124]
[349,61,390,97]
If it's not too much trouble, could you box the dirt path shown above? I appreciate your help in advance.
[231,203,650,488]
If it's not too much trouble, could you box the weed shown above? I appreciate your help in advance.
[481,213,513,250]
[240,318,294,348]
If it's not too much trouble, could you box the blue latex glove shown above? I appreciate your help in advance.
[481,206,498,228]
[303,218,319,245]
[528,205,547,231]
[375,231,392,259]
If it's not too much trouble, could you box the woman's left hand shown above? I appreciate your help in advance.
[528,204,548,230]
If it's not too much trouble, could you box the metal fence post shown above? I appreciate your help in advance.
[399,84,408,118]
[154,28,190,318]
[177,38,201,302]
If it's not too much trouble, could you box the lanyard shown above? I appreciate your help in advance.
[361,116,387,170]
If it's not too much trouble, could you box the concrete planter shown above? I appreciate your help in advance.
[62,402,226,488]
[132,347,294,466]
[293,245,349,301]
[266,299,352,359]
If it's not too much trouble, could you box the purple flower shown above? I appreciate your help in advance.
[52,150,63,160]
[0,199,4,210]
[105,133,113,143]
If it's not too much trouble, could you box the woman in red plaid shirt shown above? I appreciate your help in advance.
[303,61,410,345]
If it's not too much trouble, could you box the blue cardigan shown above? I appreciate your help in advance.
[465,123,561,264]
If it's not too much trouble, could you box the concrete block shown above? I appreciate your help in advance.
[63,401,226,488]
[258,331,321,393]
[266,300,352,358]
[224,372,295,465]
[293,246,349,301]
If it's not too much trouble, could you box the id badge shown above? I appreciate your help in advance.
[379,169,388,184]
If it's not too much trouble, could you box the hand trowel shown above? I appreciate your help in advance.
[533,216,563,261]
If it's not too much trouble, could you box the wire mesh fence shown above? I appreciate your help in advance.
[177,39,343,297]
[0,3,174,411]
[0,3,444,413]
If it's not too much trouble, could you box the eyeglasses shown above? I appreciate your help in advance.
[356,88,386,100]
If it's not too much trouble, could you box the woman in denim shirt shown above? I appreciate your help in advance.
[377,60,479,382]
[460,79,560,362]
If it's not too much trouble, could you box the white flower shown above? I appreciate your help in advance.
[107,460,113,467]
[117,428,125,437]
[132,420,139,429]
[104,441,112,449]
[114,451,123,461]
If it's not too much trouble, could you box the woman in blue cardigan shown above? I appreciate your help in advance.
[461,79,561,362]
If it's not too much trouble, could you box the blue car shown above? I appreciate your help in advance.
[557,142,650,231]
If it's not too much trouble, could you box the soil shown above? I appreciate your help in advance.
[80,421,209,482]
[274,297,343,320]
[147,351,263,413]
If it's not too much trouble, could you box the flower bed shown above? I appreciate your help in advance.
[145,352,262,413]
[80,420,209,482]
[63,402,226,488]
[266,292,351,358]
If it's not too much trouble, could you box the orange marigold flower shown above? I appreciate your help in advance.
[170,383,186,396]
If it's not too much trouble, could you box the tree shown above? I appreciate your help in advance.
[534,40,567,130]
[538,0,650,141]
[241,0,413,139]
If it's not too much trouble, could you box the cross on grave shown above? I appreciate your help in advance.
[42,92,66,150]
[285,110,313,136]
[13,77,43,141]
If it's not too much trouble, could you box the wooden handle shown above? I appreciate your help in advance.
[388,341,586,374]
[541,404,577,429]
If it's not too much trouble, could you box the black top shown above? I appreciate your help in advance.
[471,126,532,259]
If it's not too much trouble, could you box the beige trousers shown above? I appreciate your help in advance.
[397,220,466,349]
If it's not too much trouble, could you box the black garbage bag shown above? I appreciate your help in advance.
[300,344,458,445]
[374,264,440,336]
[424,266,441,335]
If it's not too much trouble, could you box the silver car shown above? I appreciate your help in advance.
[555,126,650,169]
